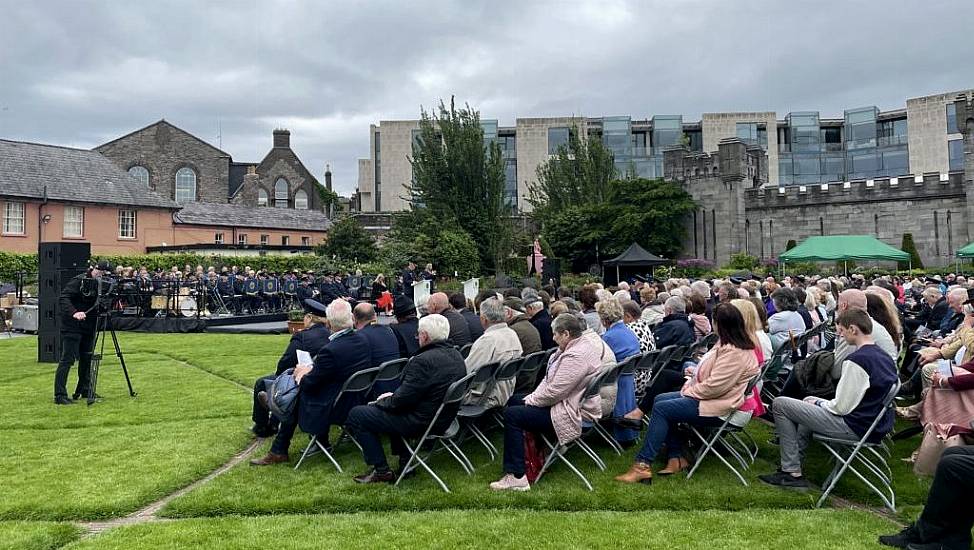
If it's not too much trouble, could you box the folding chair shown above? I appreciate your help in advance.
[814,381,900,512]
[459,343,473,359]
[294,366,381,472]
[454,361,501,458]
[760,339,794,403]
[513,349,549,395]
[634,349,661,400]
[459,358,522,461]
[684,373,762,486]
[369,357,409,397]
[590,357,638,455]
[396,372,477,492]
[535,368,611,491]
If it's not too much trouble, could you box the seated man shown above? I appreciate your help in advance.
[353,302,402,394]
[390,295,420,357]
[450,292,484,342]
[426,292,471,347]
[653,296,696,349]
[524,291,555,351]
[250,299,331,437]
[345,314,467,483]
[759,308,897,489]
[465,297,523,407]
[250,299,372,465]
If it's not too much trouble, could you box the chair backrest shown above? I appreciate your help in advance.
[656,345,677,366]
[459,343,473,358]
[374,358,409,385]
[599,362,621,388]
[845,380,901,446]
[418,371,479,441]
[495,357,524,384]
[465,361,501,406]
[635,350,661,372]
[517,350,548,378]
[617,353,640,376]
[334,366,381,404]
[586,367,612,399]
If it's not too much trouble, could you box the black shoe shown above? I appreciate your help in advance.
[257,391,270,410]
[251,424,277,438]
[758,470,810,490]
[613,417,644,430]
[879,525,919,548]
[353,468,396,484]
[906,543,947,550]
[54,396,75,405]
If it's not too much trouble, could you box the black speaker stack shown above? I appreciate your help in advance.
[541,259,562,289]
[37,242,91,363]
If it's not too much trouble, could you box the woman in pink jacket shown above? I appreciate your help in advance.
[490,313,603,491]
[615,303,760,484]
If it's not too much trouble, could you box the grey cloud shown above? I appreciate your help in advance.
[1,0,972,195]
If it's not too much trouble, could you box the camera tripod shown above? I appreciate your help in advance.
[86,309,137,406]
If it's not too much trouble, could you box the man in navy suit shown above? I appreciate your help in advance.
[249,299,332,438]
[354,303,402,394]
[251,299,372,465]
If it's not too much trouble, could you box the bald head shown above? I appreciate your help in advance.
[353,302,377,328]
[838,289,867,312]
[427,292,450,314]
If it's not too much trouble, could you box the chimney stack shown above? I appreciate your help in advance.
[273,128,290,148]
[325,164,332,191]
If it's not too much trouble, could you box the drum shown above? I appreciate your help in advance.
[151,295,170,310]
[243,278,260,295]
[283,280,299,295]
[179,297,198,317]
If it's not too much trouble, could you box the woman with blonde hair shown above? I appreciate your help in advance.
[731,298,772,360]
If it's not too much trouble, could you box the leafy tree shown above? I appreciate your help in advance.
[408,98,512,270]
[315,183,340,214]
[432,229,481,277]
[603,177,697,260]
[316,216,375,262]
[528,126,617,214]
[900,232,923,269]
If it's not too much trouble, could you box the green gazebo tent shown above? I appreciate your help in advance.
[957,242,974,258]
[778,235,910,273]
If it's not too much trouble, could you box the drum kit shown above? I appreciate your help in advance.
[150,284,206,317]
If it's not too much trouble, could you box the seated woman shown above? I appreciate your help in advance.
[767,288,806,351]
[687,292,712,340]
[623,300,656,353]
[599,299,642,446]
[614,303,760,484]
[489,314,602,491]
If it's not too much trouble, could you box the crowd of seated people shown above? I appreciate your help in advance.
[240,269,974,549]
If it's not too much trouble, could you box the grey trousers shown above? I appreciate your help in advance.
[772,396,857,473]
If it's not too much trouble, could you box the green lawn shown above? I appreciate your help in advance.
[64,510,897,550]
[0,332,935,547]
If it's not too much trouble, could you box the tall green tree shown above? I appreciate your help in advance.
[316,215,375,262]
[408,98,512,270]
[528,126,617,213]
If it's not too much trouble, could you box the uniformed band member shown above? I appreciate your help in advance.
[55,260,112,405]
[249,299,332,438]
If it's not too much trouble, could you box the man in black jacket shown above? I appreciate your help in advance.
[653,296,696,349]
[450,292,484,342]
[390,295,420,357]
[54,261,110,405]
[524,292,554,350]
[345,313,467,483]
[426,292,471,347]
[249,299,331,438]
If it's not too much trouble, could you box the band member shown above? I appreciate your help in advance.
[401,261,417,299]
[55,260,111,405]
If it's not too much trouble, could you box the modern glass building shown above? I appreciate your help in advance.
[358,89,968,213]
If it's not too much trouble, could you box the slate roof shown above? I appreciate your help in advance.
[0,139,179,209]
[172,201,333,231]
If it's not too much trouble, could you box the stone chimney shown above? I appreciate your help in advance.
[232,164,260,205]
[273,129,290,148]
[324,164,333,191]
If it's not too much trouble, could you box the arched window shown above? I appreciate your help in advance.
[175,167,197,203]
[274,178,289,208]
[294,189,308,209]
[128,165,149,186]
[257,189,268,207]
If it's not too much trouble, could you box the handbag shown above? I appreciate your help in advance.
[913,423,968,476]
[524,432,546,483]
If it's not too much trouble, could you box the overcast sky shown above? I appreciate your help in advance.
[1,1,972,196]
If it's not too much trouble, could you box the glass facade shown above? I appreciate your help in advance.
[735,122,767,148]
[498,132,518,209]
[950,139,965,171]
[602,116,632,176]
[651,115,683,155]
[547,127,570,154]
[947,103,959,135]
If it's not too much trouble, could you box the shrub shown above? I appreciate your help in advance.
[899,233,923,270]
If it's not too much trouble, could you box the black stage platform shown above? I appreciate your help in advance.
[109,313,286,333]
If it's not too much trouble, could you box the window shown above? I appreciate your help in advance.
[118,209,136,239]
[274,178,289,208]
[3,202,25,234]
[281,235,290,246]
[294,189,308,209]
[882,149,909,175]
[301,236,311,246]
[260,234,269,246]
[214,232,224,244]
[63,206,84,237]
[128,165,150,186]
[547,127,570,154]
[949,139,964,171]
[947,103,959,135]
[736,122,758,143]
[238,233,248,245]
[175,167,197,203]
[257,188,268,206]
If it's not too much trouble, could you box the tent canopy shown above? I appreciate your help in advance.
[603,242,668,267]
[957,242,974,258]
[779,235,909,262]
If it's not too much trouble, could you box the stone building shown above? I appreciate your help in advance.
[667,92,974,268]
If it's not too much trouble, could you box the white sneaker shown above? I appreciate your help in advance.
[489,474,530,491]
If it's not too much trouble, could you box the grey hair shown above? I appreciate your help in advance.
[551,313,585,338]
[326,299,353,330]
[479,297,506,323]
[690,280,711,298]
[664,295,686,314]
[922,287,943,299]
[418,313,450,342]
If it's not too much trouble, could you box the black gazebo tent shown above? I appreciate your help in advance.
[603,243,668,285]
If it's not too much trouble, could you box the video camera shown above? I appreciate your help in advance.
[80,275,119,311]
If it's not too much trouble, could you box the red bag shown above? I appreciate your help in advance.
[524,432,546,483]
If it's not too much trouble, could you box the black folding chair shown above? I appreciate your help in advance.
[294,366,380,472]
[395,372,477,492]
[369,357,409,397]
[459,343,473,359]
[513,349,549,395]
[454,361,501,458]
[591,356,638,455]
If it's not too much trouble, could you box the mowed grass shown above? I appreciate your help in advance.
[0,521,81,550]
[65,509,898,550]
[0,335,256,520]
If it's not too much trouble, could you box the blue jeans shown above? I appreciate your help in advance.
[634,391,723,464]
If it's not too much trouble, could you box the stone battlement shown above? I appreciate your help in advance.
[745,171,965,210]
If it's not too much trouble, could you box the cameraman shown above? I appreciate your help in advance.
[54,260,111,405]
